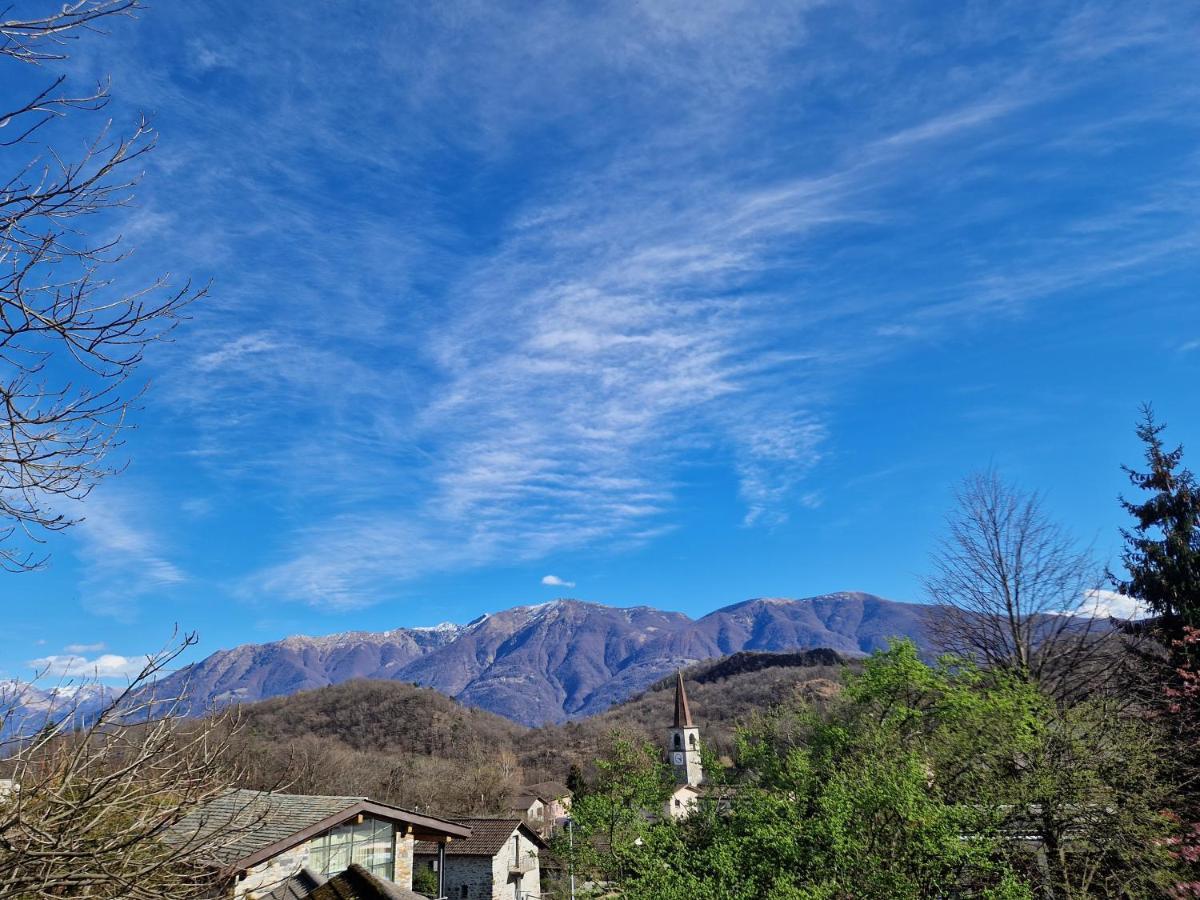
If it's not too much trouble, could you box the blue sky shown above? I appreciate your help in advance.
[3,0,1198,681]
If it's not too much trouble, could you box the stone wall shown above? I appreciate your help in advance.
[426,854,494,899]
[494,829,541,900]
[394,831,415,890]
[234,839,313,898]
[413,829,542,900]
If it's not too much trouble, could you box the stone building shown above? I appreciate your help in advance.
[505,791,545,833]
[171,789,470,898]
[413,818,545,900]
[508,781,572,837]
[664,671,704,820]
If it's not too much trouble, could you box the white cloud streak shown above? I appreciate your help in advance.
[72,0,1199,609]
[70,487,187,619]
[63,643,106,654]
[541,575,575,588]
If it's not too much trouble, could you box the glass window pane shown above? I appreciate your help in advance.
[325,839,350,874]
[374,818,391,844]
[309,843,329,874]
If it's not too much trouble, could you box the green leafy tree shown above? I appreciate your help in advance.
[551,734,673,887]
[613,644,1178,899]
[412,865,440,897]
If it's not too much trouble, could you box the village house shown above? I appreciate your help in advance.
[507,780,572,837]
[171,789,470,899]
[505,791,545,832]
[664,671,704,820]
[413,818,546,900]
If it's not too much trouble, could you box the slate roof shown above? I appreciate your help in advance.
[260,864,426,900]
[413,818,546,857]
[508,792,540,812]
[168,789,470,870]
[171,789,363,867]
[261,867,326,900]
[523,780,572,801]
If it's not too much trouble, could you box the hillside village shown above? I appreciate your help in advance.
[138,668,716,898]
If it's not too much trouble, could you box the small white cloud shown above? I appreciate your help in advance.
[181,497,214,518]
[541,574,575,588]
[63,643,106,654]
[1180,339,1200,353]
[187,39,230,73]
[29,654,150,681]
[1083,589,1149,620]
[195,333,279,372]
[875,323,924,339]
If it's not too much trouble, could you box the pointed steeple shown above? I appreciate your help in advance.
[673,671,694,728]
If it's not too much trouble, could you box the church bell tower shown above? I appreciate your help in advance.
[666,671,703,787]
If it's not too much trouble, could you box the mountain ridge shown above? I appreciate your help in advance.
[153,591,932,725]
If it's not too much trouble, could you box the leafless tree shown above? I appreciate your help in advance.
[0,1,204,570]
[0,633,254,899]
[923,470,1117,699]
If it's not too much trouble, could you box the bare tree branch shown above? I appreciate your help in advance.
[0,632,256,899]
[0,0,204,570]
[923,470,1124,699]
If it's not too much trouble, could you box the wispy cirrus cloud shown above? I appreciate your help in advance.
[63,643,106,654]
[68,0,1199,610]
[70,487,186,619]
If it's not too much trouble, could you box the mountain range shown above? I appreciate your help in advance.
[154,591,933,725]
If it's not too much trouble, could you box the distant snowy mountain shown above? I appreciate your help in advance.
[148,592,934,725]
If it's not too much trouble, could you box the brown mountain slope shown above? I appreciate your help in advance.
[228,649,854,813]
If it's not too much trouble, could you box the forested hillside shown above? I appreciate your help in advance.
[226,650,852,815]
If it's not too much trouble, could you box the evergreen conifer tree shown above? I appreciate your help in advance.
[1113,405,1200,652]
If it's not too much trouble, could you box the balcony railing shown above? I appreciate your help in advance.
[509,855,537,875]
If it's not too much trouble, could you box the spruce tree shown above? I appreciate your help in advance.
[1113,405,1200,649]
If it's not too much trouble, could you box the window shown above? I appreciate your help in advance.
[308,815,396,880]
[673,734,681,749]
[689,733,697,748]
[460,886,469,898]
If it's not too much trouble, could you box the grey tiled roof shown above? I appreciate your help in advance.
[260,865,426,900]
[261,867,327,900]
[413,818,539,857]
[309,865,427,900]
[523,780,572,801]
[170,789,364,867]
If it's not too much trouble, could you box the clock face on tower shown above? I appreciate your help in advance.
[673,752,684,765]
